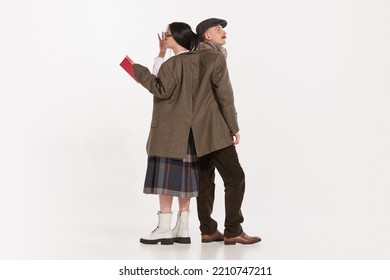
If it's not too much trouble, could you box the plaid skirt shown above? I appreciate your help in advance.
[143,132,199,198]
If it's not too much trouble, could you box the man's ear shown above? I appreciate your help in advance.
[204,32,211,40]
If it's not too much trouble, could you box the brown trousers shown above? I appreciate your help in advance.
[196,145,245,238]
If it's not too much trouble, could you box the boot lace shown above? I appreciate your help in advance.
[151,211,160,233]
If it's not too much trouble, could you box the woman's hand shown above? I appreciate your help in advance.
[157,32,167,58]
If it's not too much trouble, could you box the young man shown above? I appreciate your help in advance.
[195,18,261,245]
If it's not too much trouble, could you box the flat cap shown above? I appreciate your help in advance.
[196,18,227,37]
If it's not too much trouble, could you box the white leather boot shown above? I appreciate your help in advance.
[140,211,173,245]
[172,211,191,244]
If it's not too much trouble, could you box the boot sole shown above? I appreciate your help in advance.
[173,237,191,244]
[140,238,174,245]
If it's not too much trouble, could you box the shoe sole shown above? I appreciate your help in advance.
[202,239,224,243]
[224,239,262,245]
[140,238,174,245]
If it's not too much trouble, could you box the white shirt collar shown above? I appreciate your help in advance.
[176,50,189,55]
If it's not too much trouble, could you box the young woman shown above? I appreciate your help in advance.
[133,22,200,245]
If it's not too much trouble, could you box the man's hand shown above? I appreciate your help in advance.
[232,132,240,145]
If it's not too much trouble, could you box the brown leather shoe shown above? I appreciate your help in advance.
[201,230,224,243]
[224,231,261,245]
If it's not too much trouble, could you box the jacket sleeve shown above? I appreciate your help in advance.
[133,62,177,100]
[211,54,240,133]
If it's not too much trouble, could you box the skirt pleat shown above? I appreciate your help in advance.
[143,132,199,198]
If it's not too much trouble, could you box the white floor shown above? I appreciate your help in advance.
[2,172,390,260]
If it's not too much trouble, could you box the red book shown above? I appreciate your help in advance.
[120,55,139,83]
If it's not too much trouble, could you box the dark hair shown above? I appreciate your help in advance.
[169,22,200,51]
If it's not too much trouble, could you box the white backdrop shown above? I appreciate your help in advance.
[1,0,389,259]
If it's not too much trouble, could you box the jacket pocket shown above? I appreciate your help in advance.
[151,119,159,128]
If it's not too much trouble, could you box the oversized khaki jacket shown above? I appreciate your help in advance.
[133,49,239,158]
